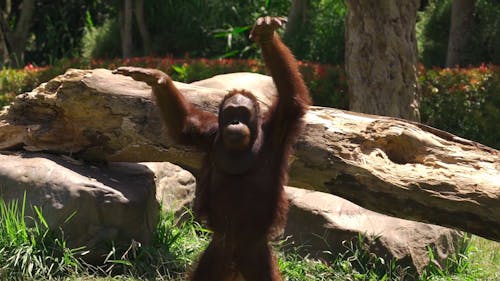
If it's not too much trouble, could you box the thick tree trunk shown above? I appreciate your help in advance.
[0,69,498,241]
[446,0,475,67]
[134,0,152,55]
[0,0,35,68]
[120,0,133,58]
[345,0,421,122]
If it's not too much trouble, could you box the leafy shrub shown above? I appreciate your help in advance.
[298,62,348,108]
[0,69,29,107]
[307,0,346,64]
[142,0,291,58]
[475,0,500,64]
[0,62,78,108]
[81,19,122,60]
[0,67,44,108]
[419,64,500,149]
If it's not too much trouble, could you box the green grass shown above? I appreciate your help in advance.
[467,236,500,281]
[0,196,498,280]
[0,194,83,279]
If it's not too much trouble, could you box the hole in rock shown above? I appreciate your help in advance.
[363,134,424,165]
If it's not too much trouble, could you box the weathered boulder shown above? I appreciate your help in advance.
[125,158,464,273]
[0,152,159,263]
[190,72,277,113]
[284,186,463,273]
[0,68,498,241]
[0,149,466,272]
[143,162,195,214]
[118,161,463,273]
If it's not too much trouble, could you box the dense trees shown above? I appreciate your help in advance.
[419,0,500,67]
[1,1,499,69]
[1,0,113,67]
[1,0,499,135]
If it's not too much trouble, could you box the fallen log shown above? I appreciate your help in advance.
[0,68,498,241]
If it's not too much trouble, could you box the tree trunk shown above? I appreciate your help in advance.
[0,28,9,67]
[345,0,421,122]
[0,1,11,66]
[284,0,310,40]
[446,0,475,67]
[0,0,35,68]
[120,0,133,58]
[0,69,499,241]
[134,0,152,55]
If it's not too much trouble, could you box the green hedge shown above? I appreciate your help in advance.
[0,59,498,149]
[420,64,500,149]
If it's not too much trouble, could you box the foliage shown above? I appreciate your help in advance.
[420,234,474,279]
[81,19,122,60]
[0,195,82,279]
[94,209,210,280]
[299,62,348,108]
[0,196,209,280]
[0,193,498,280]
[147,0,291,58]
[0,69,29,107]
[0,65,53,108]
[327,235,415,280]
[417,0,452,67]
[417,0,500,67]
[474,0,500,64]
[285,0,347,65]
[208,0,290,58]
[419,64,500,149]
[140,0,221,57]
[26,0,114,66]
[468,235,500,280]
[80,0,291,60]
[7,0,500,68]
[278,232,491,281]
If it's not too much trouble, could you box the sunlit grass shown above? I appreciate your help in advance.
[0,195,498,280]
[468,235,500,281]
[0,194,83,279]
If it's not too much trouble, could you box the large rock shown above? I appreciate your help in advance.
[0,150,465,272]
[143,162,196,215]
[0,68,498,241]
[191,72,277,114]
[284,186,463,273]
[0,152,159,263]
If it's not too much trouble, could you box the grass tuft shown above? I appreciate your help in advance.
[0,194,83,279]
